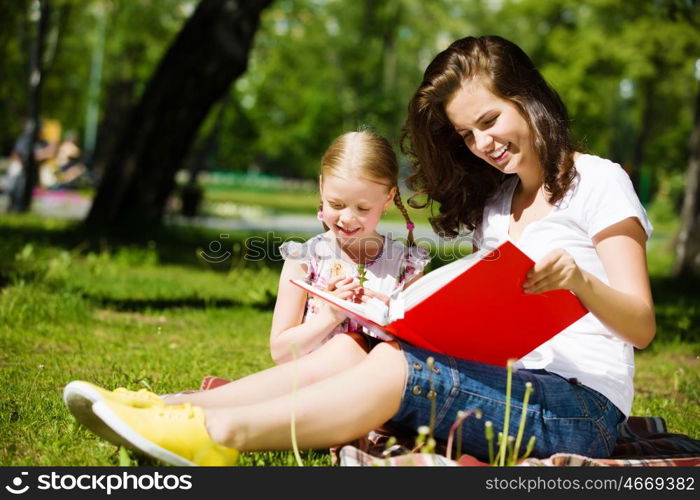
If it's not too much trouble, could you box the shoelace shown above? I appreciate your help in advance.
[153,403,197,420]
[114,388,158,399]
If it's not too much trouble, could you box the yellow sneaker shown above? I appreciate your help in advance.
[64,381,164,409]
[92,400,239,466]
[64,381,165,447]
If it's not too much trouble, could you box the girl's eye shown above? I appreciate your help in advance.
[484,115,497,125]
[358,207,370,212]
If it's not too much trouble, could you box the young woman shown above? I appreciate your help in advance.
[65,36,654,466]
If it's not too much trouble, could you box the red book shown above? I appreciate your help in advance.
[292,241,588,366]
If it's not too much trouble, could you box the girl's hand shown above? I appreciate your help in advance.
[321,275,362,322]
[523,249,586,295]
[326,275,360,298]
[360,288,390,305]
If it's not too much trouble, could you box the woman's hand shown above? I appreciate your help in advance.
[523,249,586,295]
[522,219,654,349]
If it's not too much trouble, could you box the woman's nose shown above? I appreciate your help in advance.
[473,130,493,152]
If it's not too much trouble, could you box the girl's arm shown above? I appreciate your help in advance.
[523,217,655,349]
[269,260,359,364]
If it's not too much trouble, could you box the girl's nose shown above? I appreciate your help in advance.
[338,209,355,224]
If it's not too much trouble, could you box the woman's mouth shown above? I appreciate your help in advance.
[489,142,512,163]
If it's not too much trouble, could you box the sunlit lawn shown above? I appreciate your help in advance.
[0,210,697,466]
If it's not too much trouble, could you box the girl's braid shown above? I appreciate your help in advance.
[393,188,415,246]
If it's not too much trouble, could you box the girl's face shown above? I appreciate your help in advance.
[320,174,395,244]
[445,80,537,175]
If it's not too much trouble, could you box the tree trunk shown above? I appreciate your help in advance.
[12,0,49,213]
[85,0,273,233]
[629,78,655,201]
[90,79,136,177]
[673,81,700,278]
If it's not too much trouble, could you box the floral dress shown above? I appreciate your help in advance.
[279,233,431,344]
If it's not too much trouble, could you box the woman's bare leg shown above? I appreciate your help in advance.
[205,341,407,451]
[164,333,370,408]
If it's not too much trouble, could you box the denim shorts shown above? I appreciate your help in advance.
[387,342,625,461]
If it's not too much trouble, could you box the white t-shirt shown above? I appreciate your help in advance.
[472,154,653,416]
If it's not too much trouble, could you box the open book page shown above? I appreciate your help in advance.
[289,280,390,325]
[388,250,484,320]
[292,250,486,326]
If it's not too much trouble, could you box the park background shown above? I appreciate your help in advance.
[0,0,698,466]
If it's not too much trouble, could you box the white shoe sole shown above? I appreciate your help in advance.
[92,401,196,466]
[64,381,127,446]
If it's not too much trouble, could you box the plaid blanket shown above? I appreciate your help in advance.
[337,446,700,467]
[199,375,700,467]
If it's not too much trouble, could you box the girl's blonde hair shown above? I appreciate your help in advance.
[318,130,415,245]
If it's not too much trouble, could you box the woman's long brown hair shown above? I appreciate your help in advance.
[402,35,577,238]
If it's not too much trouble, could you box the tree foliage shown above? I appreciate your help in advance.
[2,0,698,194]
[203,0,700,190]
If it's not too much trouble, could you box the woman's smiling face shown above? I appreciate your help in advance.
[445,80,537,175]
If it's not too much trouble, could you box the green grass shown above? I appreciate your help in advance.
[0,213,697,466]
[0,216,330,466]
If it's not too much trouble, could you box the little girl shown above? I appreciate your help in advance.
[64,130,430,462]
[269,129,430,363]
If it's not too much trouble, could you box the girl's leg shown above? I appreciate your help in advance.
[165,333,370,408]
[205,341,407,451]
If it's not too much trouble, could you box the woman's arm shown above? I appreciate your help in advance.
[269,260,360,364]
[523,217,655,349]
